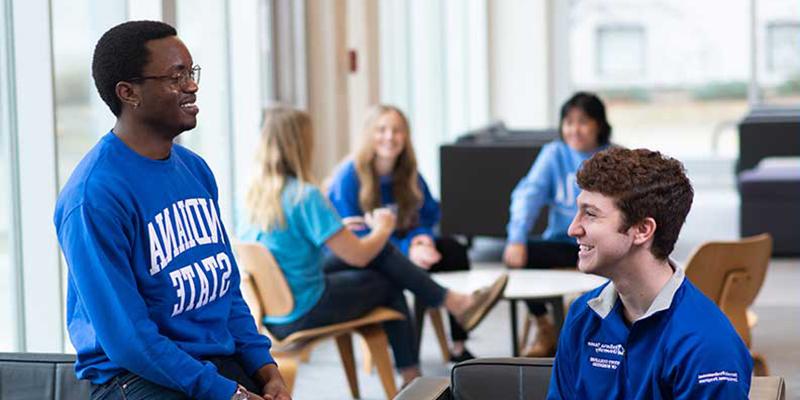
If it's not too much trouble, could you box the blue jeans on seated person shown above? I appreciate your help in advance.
[266,244,448,370]
[90,356,260,400]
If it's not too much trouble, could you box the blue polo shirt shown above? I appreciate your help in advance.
[548,265,753,399]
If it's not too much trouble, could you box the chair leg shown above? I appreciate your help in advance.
[358,324,398,399]
[360,336,374,375]
[427,308,450,362]
[752,351,770,376]
[335,333,360,399]
[520,314,533,352]
[299,347,312,363]
[273,354,299,395]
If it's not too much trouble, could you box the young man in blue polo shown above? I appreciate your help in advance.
[548,148,752,399]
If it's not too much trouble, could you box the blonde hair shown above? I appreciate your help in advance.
[354,105,422,230]
[246,106,314,230]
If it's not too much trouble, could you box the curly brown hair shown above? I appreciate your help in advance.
[576,147,694,260]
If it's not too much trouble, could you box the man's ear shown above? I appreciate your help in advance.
[115,81,140,110]
[631,217,657,246]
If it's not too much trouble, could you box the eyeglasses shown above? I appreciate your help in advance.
[129,65,201,88]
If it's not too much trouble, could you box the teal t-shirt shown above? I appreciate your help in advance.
[238,178,344,324]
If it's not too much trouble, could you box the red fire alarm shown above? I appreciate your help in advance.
[349,49,358,73]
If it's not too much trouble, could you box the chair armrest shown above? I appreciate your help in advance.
[749,376,786,400]
[394,377,450,400]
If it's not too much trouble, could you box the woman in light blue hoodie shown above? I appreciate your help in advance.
[504,92,612,357]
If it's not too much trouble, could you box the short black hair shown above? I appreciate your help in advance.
[559,91,613,146]
[92,20,177,116]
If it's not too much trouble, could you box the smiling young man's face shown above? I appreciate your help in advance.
[134,36,199,137]
[568,190,635,277]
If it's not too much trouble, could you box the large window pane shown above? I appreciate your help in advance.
[51,0,127,352]
[1,0,17,351]
[758,0,800,105]
[570,0,750,158]
[176,0,234,224]
[51,0,124,189]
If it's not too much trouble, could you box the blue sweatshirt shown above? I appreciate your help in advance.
[507,140,607,244]
[548,266,753,399]
[327,160,440,254]
[54,132,274,400]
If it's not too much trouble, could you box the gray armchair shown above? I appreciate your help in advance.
[395,357,787,400]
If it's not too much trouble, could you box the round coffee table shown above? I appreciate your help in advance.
[432,268,607,356]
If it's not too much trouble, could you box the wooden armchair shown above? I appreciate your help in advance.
[234,242,405,399]
[684,233,773,375]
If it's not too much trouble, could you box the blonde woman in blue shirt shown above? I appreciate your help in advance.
[327,105,475,362]
[239,107,507,387]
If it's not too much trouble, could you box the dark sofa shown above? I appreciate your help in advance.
[395,357,787,400]
[439,124,559,241]
[0,353,90,399]
[737,108,800,255]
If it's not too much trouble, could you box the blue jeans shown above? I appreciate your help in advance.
[267,245,448,369]
[90,356,259,400]
[91,372,186,400]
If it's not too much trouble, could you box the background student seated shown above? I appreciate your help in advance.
[327,104,475,362]
[503,92,612,357]
[238,107,507,387]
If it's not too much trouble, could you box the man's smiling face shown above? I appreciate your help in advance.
[568,190,635,277]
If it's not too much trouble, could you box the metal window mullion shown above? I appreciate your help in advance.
[223,0,236,224]
[3,0,26,352]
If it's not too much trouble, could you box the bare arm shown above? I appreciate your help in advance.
[325,208,395,267]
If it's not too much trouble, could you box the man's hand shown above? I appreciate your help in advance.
[255,364,292,400]
[503,243,527,269]
[230,385,267,400]
[261,379,291,400]
[408,235,441,269]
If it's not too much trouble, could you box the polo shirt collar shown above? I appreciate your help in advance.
[587,259,685,321]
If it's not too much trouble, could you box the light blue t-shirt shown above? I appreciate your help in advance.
[239,178,344,324]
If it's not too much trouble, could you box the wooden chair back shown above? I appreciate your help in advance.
[684,233,772,346]
[234,242,294,318]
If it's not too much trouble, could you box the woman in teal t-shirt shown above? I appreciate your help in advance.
[239,107,507,386]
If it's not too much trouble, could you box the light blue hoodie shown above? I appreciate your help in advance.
[507,140,607,244]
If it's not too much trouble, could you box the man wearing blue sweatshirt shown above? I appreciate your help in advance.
[547,148,752,399]
[54,21,289,400]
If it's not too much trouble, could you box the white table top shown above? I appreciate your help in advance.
[432,268,608,300]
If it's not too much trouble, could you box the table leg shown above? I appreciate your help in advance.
[552,296,566,341]
[510,299,519,357]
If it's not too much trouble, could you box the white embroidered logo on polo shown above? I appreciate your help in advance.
[587,341,625,370]
[697,371,739,384]
[587,341,625,356]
